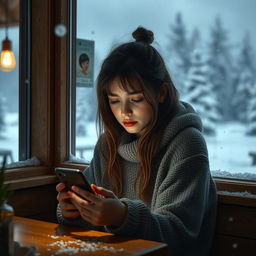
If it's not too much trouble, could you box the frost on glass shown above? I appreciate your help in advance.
[75,0,256,178]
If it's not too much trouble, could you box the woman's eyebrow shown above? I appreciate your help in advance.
[108,90,143,96]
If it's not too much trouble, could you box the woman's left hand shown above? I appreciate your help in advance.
[68,184,127,227]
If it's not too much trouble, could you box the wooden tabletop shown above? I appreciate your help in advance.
[14,216,168,256]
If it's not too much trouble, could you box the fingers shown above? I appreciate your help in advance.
[71,186,101,204]
[67,186,127,227]
[59,201,80,219]
[62,209,80,219]
[59,201,77,211]
[56,183,84,220]
[56,190,70,203]
[56,183,71,203]
[91,184,115,198]
[56,182,66,193]
[68,191,97,213]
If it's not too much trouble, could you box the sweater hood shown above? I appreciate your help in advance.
[118,101,202,162]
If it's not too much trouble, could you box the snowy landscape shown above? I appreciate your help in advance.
[0,113,255,180]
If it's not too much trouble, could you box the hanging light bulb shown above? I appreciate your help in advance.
[0,0,16,72]
[0,39,16,72]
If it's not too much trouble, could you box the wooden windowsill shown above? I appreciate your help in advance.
[6,174,58,191]
[7,174,256,207]
[4,164,256,208]
[5,166,52,180]
[217,193,256,207]
[214,177,256,195]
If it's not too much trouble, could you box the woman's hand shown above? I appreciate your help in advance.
[68,184,127,227]
[56,182,80,219]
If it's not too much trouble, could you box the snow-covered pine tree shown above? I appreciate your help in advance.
[166,12,190,96]
[0,94,6,139]
[189,28,201,53]
[246,83,256,135]
[232,68,255,123]
[238,33,256,77]
[232,33,256,122]
[183,49,219,136]
[207,16,234,121]
[76,88,95,136]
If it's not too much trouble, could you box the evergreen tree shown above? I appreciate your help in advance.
[189,28,202,53]
[0,94,6,139]
[247,83,256,135]
[183,49,219,135]
[207,16,234,121]
[232,33,256,121]
[238,33,256,73]
[76,87,96,136]
[232,68,254,122]
[166,12,190,96]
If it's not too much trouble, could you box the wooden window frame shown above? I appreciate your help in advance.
[5,0,256,206]
[6,0,58,189]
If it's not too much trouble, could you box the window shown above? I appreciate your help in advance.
[73,0,256,182]
[0,1,19,164]
[4,0,59,190]
[2,0,255,196]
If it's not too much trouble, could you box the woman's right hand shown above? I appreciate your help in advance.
[56,182,80,219]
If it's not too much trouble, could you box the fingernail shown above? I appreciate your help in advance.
[71,186,77,191]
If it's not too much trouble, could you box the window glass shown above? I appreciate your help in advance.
[0,2,19,165]
[75,0,256,179]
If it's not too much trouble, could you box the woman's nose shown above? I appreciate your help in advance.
[121,103,132,117]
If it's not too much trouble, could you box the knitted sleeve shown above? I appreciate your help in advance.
[105,130,217,256]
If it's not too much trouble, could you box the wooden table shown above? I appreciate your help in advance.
[14,216,168,256]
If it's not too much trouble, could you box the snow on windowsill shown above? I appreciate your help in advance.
[212,170,256,181]
[65,154,89,165]
[218,190,256,198]
[6,156,41,169]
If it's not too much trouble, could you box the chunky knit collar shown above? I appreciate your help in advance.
[117,101,202,163]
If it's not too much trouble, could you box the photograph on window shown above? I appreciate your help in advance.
[76,38,94,88]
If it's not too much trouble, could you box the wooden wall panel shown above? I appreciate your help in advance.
[8,184,58,223]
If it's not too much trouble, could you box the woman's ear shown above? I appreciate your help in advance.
[158,83,169,103]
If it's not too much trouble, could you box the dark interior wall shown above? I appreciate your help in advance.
[8,184,58,223]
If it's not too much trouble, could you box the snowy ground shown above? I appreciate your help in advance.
[0,113,19,163]
[206,122,256,173]
[0,113,255,178]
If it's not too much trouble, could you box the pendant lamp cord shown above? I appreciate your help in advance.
[5,0,9,39]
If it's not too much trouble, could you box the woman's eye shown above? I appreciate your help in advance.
[131,98,143,103]
[109,99,119,104]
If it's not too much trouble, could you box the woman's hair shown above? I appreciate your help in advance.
[96,27,179,200]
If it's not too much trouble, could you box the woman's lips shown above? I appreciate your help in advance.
[123,121,138,127]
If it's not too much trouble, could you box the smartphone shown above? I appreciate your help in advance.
[55,167,94,193]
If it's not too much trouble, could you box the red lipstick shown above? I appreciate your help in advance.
[123,121,137,127]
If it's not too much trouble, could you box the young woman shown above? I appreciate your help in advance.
[56,27,217,256]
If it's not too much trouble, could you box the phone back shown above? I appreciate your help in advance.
[55,167,93,193]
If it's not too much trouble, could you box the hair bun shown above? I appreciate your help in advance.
[132,27,154,44]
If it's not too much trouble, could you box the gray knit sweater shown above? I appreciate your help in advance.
[57,101,217,256]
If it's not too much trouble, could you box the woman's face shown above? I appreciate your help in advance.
[108,77,153,137]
